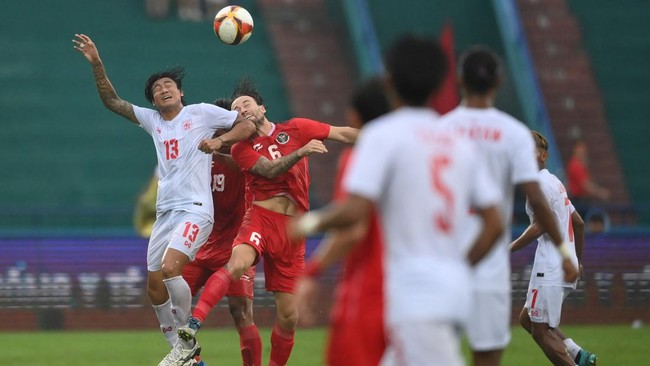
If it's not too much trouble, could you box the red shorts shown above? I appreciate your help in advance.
[182,257,255,299]
[234,205,305,293]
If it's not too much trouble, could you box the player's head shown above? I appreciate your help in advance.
[144,66,187,107]
[214,97,233,110]
[531,130,549,169]
[231,77,267,127]
[383,34,448,106]
[458,46,501,96]
[347,76,390,129]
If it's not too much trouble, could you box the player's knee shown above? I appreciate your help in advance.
[276,307,298,329]
[160,263,182,279]
[226,248,256,277]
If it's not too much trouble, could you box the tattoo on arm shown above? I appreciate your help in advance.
[92,63,138,124]
[250,150,304,178]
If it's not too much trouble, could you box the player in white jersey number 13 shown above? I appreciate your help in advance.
[73,33,256,366]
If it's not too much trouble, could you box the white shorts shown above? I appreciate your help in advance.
[524,284,571,328]
[464,291,511,351]
[147,210,213,272]
[381,320,463,366]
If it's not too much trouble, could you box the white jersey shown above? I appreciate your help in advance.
[440,106,539,292]
[344,107,501,326]
[133,103,238,219]
[526,169,579,288]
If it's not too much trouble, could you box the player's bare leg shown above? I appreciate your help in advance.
[270,291,298,366]
[530,321,576,366]
[472,349,504,366]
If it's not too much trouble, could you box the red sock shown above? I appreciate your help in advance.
[269,324,295,366]
[193,268,234,321]
[238,324,262,366]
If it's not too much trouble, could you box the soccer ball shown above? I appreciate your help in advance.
[213,5,254,45]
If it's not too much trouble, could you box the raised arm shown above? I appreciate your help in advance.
[327,126,359,144]
[72,34,138,124]
[250,139,328,178]
[198,115,256,154]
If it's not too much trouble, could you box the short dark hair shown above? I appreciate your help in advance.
[144,66,186,105]
[350,77,390,125]
[214,97,232,110]
[231,76,264,106]
[531,130,548,151]
[458,46,501,94]
[383,34,448,106]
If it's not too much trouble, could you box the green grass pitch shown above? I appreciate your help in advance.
[0,325,647,365]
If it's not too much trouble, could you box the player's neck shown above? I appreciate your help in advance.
[462,96,493,109]
[159,105,183,121]
[256,119,274,136]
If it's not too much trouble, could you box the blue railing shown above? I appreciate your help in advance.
[341,0,382,76]
[491,0,564,180]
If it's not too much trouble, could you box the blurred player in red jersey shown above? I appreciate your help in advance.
[180,98,262,366]
[164,78,359,366]
[294,77,390,366]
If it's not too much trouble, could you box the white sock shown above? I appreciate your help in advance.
[163,275,194,348]
[563,338,581,359]
[152,298,178,347]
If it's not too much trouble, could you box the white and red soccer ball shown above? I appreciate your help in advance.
[213,5,254,45]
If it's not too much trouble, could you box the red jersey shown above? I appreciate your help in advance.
[231,118,330,212]
[567,157,589,197]
[327,148,385,366]
[195,155,247,261]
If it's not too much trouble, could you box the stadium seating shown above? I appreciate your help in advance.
[0,0,289,230]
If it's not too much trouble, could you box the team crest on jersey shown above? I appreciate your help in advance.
[276,132,290,144]
[156,127,161,134]
[182,120,192,131]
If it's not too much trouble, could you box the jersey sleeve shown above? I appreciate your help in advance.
[293,118,331,142]
[133,105,158,135]
[509,125,540,185]
[199,103,239,130]
[343,123,393,202]
[231,141,262,171]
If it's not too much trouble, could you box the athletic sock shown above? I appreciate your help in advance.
[163,275,194,349]
[193,267,235,321]
[152,298,177,347]
[239,324,262,366]
[269,324,295,366]
[563,338,581,360]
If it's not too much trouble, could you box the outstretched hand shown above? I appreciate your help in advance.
[297,139,328,158]
[72,33,101,65]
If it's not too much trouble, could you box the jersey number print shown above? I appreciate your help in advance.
[212,173,225,192]
[164,139,179,160]
[431,154,454,234]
